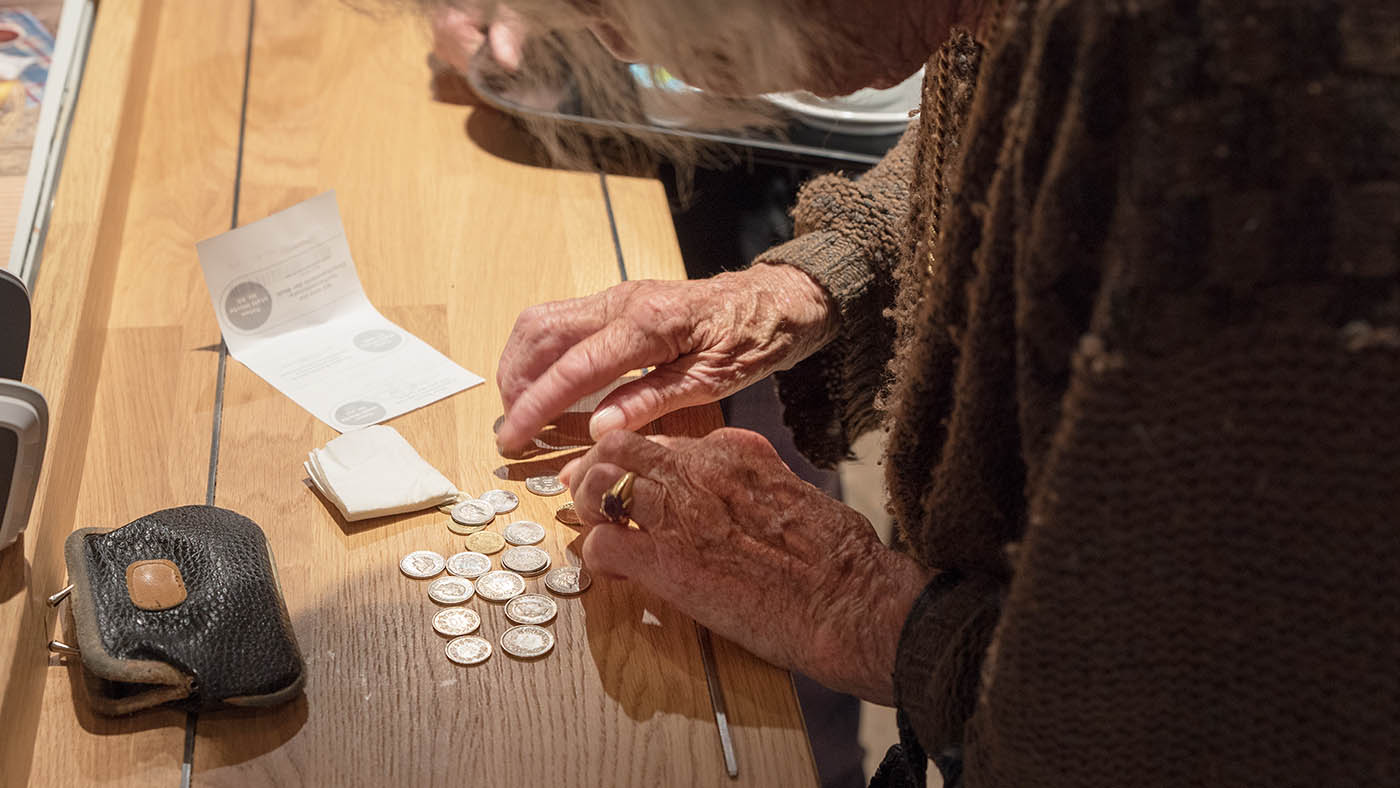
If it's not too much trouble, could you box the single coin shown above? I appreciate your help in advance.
[445,551,492,579]
[476,570,527,602]
[452,499,496,527]
[555,502,582,526]
[544,565,592,595]
[399,550,446,579]
[505,593,558,625]
[500,625,555,659]
[479,489,519,514]
[501,545,551,576]
[428,576,475,604]
[446,518,486,536]
[464,530,506,555]
[445,635,492,665]
[503,520,546,546]
[432,607,481,637]
[525,475,566,497]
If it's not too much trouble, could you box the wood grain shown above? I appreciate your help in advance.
[1,1,817,785]
[195,2,813,786]
[0,1,251,785]
[610,172,821,778]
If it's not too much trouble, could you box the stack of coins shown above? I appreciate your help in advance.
[400,483,592,666]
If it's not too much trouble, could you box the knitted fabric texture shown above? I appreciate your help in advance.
[758,0,1400,783]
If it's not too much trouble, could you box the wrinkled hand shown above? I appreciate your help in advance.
[561,428,930,704]
[432,4,527,74]
[495,264,834,453]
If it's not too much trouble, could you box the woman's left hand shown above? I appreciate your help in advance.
[560,428,931,705]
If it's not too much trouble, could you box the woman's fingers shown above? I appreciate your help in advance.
[430,5,528,74]
[487,6,527,71]
[497,296,610,414]
[431,7,486,75]
[572,461,666,529]
[586,360,718,440]
[581,523,655,580]
[559,433,675,486]
[497,318,678,453]
[562,431,678,521]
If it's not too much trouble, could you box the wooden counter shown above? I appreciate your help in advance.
[0,1,818,785]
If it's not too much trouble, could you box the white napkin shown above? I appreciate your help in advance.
[304,425,459,521]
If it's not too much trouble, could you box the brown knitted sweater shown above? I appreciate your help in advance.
[755,1,1400,784]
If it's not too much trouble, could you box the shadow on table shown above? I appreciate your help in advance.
[0,531,26,603]
[192,694,311,765]
[564,526,805,729]
[56,604,308,765]
[300,479,442,538]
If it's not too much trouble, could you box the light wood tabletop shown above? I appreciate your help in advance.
[0,0,819,785]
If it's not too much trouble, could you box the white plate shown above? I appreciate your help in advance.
[763,68,923,136]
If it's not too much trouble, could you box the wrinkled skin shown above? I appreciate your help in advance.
[496,264,834,454]
[465,0,986,703]
[561,429,931,704]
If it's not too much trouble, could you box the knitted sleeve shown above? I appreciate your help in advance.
[894,0,1400,780]
[750,123,918,468]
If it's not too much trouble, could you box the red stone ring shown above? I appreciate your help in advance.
[601,471,636,525]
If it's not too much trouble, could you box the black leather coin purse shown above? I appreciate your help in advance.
[53,505,305,715]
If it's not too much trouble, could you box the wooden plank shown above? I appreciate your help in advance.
[607,171,821,785]
[193,1,813,785]
[0,1,250,785]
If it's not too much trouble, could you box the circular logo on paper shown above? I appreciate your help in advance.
[334,400,386,427]
[352,328,402,352]
[223,281,272,331]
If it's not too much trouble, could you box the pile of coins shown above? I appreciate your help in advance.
[400,476,592,666]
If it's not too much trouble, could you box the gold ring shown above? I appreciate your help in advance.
[601,471,636,524]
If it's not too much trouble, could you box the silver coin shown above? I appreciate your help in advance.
[479,489,519,514]
[475,570,527,602]
[544,565,592,595]
[501,545,551,576]
[445,551,492,579]
[500,624,555,659]
[524,475,566,496]
[432,607,481,637]
[446,518,486,536]
[505,593,558,625]
[503,520,546,546]
[451,499,496,527]
[399,550,446,579]
[445,635,492,665]
[427,576,475,604]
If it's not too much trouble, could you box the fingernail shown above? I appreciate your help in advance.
[589,405,625,440]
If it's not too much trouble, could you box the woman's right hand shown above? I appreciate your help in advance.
[432,4,527,74]
[495,264,835,454]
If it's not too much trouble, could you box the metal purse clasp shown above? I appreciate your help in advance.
[46,583,80,657]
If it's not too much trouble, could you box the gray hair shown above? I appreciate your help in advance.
[418,0,831,176]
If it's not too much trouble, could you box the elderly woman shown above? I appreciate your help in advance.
[446,1,1400,784]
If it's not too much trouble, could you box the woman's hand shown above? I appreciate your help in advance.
[560,428,930,704]
[495,264,835,454]
[432,4,527,74]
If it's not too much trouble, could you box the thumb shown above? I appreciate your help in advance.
[588,362,714,440]
[581,523,656,581]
